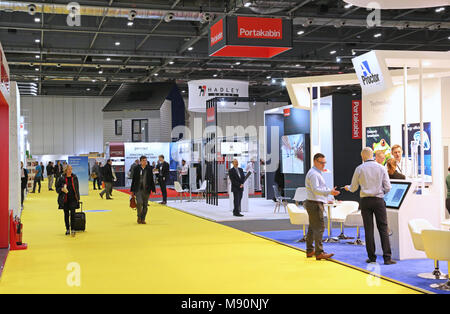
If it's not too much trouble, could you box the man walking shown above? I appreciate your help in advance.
[100,159,114,200]
[31,162,42,193]
[229,159,245,217]
[304,153,340,260]
[91,161,102,190]
[345,147,396,265]
[46,161,54,191]
[155,155,169,205]
[131,156,156,224]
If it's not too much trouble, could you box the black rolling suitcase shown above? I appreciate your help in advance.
[73,201,86,231]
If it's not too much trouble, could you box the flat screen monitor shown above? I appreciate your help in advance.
[281,134,305,174]
[384,182,411,209]
[221,142,247,155]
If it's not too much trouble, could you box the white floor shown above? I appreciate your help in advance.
[166,197,290,222]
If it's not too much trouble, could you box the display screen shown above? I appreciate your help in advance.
[384,182,411,209]
[221,142,247,155]
[281,134,305,174]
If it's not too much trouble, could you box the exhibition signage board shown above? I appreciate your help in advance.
[208,16,292,58]
[366,125,391,163]
[351,100,362,139]
[109,142,125,158]
[188,79,249,112]
[68,156,89,196]
[352,51,393,95]
[124,142,170,174]
[402,122,432,176]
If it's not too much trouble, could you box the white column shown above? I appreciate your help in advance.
[317,86,321,152]
[419,61,425,188]
[403,66,408,176]
[9,82,21,217]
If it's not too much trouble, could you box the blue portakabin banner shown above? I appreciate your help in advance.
[68,156,89,196]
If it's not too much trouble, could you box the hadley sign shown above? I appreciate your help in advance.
[188,79,249,113]
[209,16,292,58]
[352,51,393,95]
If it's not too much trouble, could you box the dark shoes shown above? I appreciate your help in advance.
[99,193,103,199]
[384,259,397,265]
[366,259,377,264]
[65,230,70,236]
[306,251,315,258]
[233,213,244,217]
[159,201,167,205]
[316,252,334,260]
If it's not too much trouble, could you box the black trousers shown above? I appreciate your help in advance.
[160,179,167,202]
[93,177,101,189]
[63,208,76,231]
[233,189,243,215]
[21,187,25,205]
[360,197,392,261]
[32,177,41,193]
[182,175,189,190]
[303,200,325,256]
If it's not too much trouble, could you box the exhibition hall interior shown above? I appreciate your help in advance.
[1,0,450,299]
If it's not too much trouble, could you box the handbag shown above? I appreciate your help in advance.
[90,173,97,179]
[130,195,137,209]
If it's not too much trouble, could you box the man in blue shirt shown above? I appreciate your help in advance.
[345,147,396,265]
[304,153,340,260]
[31,161,42,193]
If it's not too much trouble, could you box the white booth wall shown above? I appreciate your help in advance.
[9,82,21,217]
[362,77,447,226]
[20,96,107,155]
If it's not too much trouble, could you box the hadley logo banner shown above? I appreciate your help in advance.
[188,79,249,113]
[352,51,392,95]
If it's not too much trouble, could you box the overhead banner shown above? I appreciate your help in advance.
[352,51,393,95]
[188,79,249,113]
[208,16,292,58]
[68,156,89,196]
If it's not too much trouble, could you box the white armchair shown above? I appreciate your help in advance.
[330,201,359,240]
[287,204,309,243]
[422,229,450,291]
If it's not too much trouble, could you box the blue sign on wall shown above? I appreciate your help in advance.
[68,156,89,196]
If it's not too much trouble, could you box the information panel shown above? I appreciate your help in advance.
[68,156,89,196]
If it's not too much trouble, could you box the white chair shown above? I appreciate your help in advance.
[174,181,189,202]
[273,185,290,213]
[192,180,207,201]
[408,219,447,280]
[292,187,307,206]
[287,204,309,242]
[344,210,365,245]
[422,229,450,291]
[330,201,359,240]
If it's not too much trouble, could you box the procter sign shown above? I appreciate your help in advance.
[352,51,393,95]
[208,16,292,58]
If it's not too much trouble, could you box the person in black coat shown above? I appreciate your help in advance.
[155,155,170,205]
[229,159,245,217]
[55,165,80,237]
[130,156,156,224]
[100,159,114,200]
[20,161,28,207]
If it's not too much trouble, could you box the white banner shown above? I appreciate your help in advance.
[188,79,249,112]
[124,142,170,176]
[352,51,393,95]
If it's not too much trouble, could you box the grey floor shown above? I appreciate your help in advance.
[219,219,298,233]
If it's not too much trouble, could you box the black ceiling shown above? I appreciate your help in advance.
[1,0,449,99]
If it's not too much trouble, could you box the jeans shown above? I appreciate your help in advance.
[32,177,41,193]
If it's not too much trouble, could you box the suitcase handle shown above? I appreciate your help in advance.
[78,201,83,212]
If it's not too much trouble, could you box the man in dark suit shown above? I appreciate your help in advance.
[100,159,114,200]
[131,155,156,224]
[156,154,170,205]
[229,159,245,217]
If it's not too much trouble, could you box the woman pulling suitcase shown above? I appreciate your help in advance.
[56,165,80,237]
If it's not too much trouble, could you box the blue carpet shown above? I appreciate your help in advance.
[254,228,449,294]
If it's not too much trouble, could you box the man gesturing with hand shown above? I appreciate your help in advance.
[304,153,340,260]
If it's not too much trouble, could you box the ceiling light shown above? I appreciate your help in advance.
[337,87,342,90]
[352,93,357,96]
[35,39,40,43]
[220,101,226,106]
[182,90,186,93]
[281,81,286,87]
[169,61,174,65]
[92,79,96,82]
[35,55,40,59]
[34,78,39,81]
[374,33,382,38]
[154,73,158,76]
[344,4,353,9]
[330,50,336,55]
[127,21,134,27]
[235,62,241,65]
[295,64,300,67]
[188,47,193,51]
[106,57,111,61]
[87,88,91,91]
[435,7,445,13]
[99,70,103,74]
[266,76,271,79]
[297,30,304,35]
[271,79,276,84]
[115,42,120,46]
[213,74,218,77]
[336,57,341,63]
[244,1,252,7]
[34,17,40,23]
[35,68,39,71]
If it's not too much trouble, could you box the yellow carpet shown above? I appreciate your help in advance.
[0,181,419,294]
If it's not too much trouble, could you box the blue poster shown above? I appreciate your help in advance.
[402,122,432,176]
[68,156,89,196]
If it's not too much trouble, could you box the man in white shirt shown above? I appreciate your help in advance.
[391,144,411,177]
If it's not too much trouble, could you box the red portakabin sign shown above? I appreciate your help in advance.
[352,100,362,139]
[206,107,216,123]
[237,17,282,40]
[210,19,224,47]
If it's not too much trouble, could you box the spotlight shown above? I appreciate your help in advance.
[169,61,174,65]
[34,17,41,23]
[374,33,382,38]
[297,30,305,35]
[127,21,134,27]
[164,12,174,23]
[115,42,120,46]
[244,1,252,8]
[106,57,111,61]
[271,78,276,84]
[28,4,37,15]
[200,13,211,24]
[188,47,193,51]
[336,57,341,62]
[35,39,40,43]
[302,18,313,27]
[128,10,137,21]
[330,50,336,55]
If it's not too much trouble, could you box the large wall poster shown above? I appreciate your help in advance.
[402,122,432,177]
[366,125,391,164]
[68,156,89,196]
[124,142,170,175]
[281,134,305,174]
